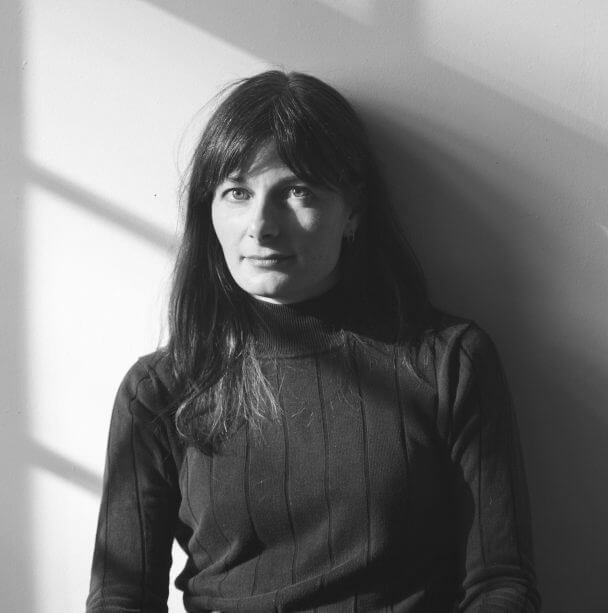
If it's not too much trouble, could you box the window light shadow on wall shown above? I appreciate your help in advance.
[27,163,176,253]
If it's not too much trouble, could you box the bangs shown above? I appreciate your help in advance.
[200,78,365,194]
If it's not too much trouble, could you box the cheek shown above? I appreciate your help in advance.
[211,207,238,256]
[298,216,346,263]
[210,204,223,245]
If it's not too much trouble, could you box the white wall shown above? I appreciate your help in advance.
[1,1,606,611]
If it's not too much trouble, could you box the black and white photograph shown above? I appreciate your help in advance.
[1,2,607,612]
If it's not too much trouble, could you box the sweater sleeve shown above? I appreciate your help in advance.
[86,358,181,613]
[437,324,541,612]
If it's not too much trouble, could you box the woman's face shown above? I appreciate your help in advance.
[211,143,358,304]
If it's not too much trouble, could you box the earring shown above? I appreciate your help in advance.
[344,229,356,243]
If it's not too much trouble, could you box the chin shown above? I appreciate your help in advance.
[236,280,288,302]
[237,273,293,299]
[255,286,295,303]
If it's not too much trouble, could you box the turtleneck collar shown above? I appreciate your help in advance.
[247,284,349,357]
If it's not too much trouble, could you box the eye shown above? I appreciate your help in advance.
[224,187,250,201]
[288,185,313,200]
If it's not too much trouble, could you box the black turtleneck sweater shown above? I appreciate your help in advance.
[86,291,540,612]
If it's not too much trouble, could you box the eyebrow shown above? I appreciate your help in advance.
[223,173,305,185]
[224,174,246,183]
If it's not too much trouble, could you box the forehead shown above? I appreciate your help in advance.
[223,143,299,183]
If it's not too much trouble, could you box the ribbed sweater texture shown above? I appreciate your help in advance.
[86,290,540,612]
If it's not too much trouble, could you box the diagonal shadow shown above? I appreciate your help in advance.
[27,162,177,252]
[144,0,607,148]
[144,0,422,69]
[28,440,103,495]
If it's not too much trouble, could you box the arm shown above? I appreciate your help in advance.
[86,358,181,613]
[438,324,541,612]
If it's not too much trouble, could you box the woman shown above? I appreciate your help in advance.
[86,70,540,612]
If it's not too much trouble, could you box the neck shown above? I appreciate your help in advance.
[247,285,348,357]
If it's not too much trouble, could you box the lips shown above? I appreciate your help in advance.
[243,254,293,267]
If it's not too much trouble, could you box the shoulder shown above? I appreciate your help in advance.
[114,348,178,421]
[427,312,498,362]
[107,350,184,474]
[428,312,511,403]
[412,311,504,393]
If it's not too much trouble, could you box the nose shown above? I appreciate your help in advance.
[247,194,280,241]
